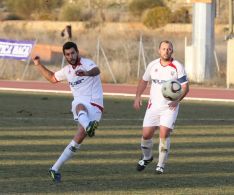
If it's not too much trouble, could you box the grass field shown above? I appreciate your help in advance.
[0,91,234,195]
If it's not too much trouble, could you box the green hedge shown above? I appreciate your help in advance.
[142,6,172,29]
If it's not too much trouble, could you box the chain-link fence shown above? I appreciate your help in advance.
[0,21,227,85]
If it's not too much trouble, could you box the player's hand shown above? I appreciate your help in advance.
[168,100,179,110]
[75,70,87,76]
[32,56,40,66]
[133,97,142,110]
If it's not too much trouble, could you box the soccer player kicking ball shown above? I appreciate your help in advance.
[133,40,189,174]
[32,41,103,182]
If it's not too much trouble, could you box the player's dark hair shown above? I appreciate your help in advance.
[159,40,173,50]
[62,41,78,54]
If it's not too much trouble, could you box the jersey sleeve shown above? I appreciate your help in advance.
[54,67,67,82]
[142,62,153,81]
[175,61,188,84]
[85,59,97,71]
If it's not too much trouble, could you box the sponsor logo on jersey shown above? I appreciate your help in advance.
[69,79,84,87]
[152,79,167,84]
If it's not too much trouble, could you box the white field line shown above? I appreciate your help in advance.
[1,87,234,103]
[1,117,234,122]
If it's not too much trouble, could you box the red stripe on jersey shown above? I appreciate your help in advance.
[72,58,82,69]
[168,62,177,72]
[160,59,177,72]
[91,102,104,112]
[147,99,152,109]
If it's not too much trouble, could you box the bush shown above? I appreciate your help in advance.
[59,4,82,21]
[142,6,171,29]
[59,2,94,22]
[5,0,63,20]
[128,0,164,15]
[171,7,191,23]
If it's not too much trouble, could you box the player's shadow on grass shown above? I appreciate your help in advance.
[0,161,234,194]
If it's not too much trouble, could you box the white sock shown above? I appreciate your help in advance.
[141,138,153,160]
[77,110,89,129]
[52,140,80,172]
[157,137,170,168]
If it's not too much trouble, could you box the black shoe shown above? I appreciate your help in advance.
[136,156,153,171]
[86,121,99,137]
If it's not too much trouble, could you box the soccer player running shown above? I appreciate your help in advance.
[32,41,103,182]
[133,40,189,174]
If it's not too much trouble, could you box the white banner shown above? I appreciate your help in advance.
[0,39,35,61]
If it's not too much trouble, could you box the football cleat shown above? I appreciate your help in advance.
[49,168,61,183]
[136,156,153,171]
[86,120,99,137]
[155,166,164,174]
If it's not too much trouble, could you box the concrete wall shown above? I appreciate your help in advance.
[226,39,234,87]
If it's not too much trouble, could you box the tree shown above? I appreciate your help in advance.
[142,6,171,29]
[128,0,164,16]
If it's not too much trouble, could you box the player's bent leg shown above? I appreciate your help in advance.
[85,104,102,137]
[76,108,89,130]
[73,103,100,137]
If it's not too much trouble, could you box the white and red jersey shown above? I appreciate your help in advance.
[143,58,188,107]
[54,57,103,108]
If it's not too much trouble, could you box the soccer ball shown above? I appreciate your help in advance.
[161,80,182,101]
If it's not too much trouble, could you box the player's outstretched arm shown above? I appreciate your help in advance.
[32,56,57,83]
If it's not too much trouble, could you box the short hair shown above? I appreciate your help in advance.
[159,40,173,50]
[62,41,78,54]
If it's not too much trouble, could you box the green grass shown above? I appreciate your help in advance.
[0,91,234,194]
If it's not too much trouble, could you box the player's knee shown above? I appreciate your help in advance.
[141,138,153,149]
[142,128,155,139]
[76,104,86,112]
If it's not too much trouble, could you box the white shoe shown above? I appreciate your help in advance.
[156,166,164,174]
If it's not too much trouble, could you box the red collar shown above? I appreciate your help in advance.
[72,58,82,69]
[160,58,177,71]
[160,58,173,67]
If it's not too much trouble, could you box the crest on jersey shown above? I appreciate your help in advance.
[155,69,158,72]
[171,71,175,76]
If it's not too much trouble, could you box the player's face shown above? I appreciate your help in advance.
[158,42,173,61]
[64,47,78,65]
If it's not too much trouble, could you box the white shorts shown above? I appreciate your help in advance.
[71,100,103,122]
[143,104,179,129]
